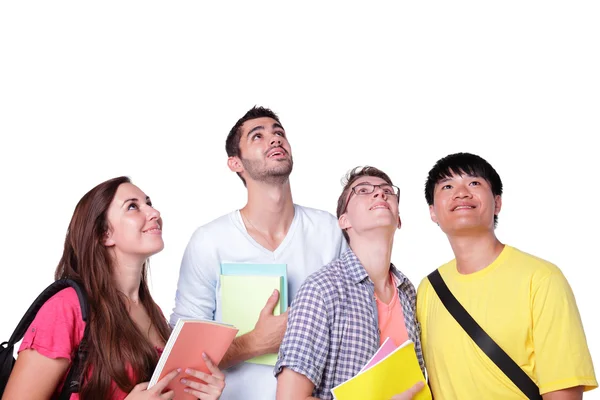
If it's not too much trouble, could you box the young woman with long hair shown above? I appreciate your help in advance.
[2,176,225,400]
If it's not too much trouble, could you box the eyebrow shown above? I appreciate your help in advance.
[246,123,285,138]
[438,174,478,184]
[122,196,150,207]
[353,181,390,186]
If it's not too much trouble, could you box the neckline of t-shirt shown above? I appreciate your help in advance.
[375,276,399,310]
[233,204,299,257]
[448,244,513,281]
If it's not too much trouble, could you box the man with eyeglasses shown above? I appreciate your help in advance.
[170,106,348,400]
[275,166,426,400]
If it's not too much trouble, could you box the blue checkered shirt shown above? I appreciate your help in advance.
[274,248,424,399]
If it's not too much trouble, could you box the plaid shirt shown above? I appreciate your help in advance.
[274,249,424,400]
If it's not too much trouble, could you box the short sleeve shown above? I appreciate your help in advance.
[416,278,430,337]
[274,279,330,387]
[531,269,598,393]
[18,288,86,361]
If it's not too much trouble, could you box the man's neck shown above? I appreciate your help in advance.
[447,232,504,274]
[351,230,395,299]
[241,179,295,249]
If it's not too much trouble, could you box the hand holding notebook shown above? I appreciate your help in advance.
[128,368,182,399]
[148,319,238,400]
[220,262,288,366]
[251,288,289,351]
[176,352,226,399]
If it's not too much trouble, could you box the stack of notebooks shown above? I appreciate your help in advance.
[331,338,432,400]
[219,262,288,366]
[146,262,288,398]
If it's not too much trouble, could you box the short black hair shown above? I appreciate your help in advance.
[424,152,503,226]
[225,106,282,158]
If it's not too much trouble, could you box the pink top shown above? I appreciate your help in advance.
[18,288,162,400]
[375,275,409,347]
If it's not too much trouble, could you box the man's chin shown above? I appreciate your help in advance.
[267,163,293,177]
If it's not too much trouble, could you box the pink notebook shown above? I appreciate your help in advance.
[148,319,238,399]
[360,337,398,372]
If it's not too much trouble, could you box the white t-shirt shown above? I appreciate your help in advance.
[170,204,348,400]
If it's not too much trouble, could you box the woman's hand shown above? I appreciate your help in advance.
[125,369,180,400]
[180,353,226,400]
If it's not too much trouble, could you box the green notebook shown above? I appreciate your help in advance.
[220,274,284,366]
[220,263,288,311]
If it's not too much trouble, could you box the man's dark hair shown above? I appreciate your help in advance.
[225,106,282,185]
[424,152,503,226]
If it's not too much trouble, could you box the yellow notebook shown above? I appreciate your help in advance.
[331,339,431,400]
[220,274,283,366]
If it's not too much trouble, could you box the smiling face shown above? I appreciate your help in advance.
[228,117,294,185]
[429,173,502,236]
[104,183,164,263]
[339,175,401,241]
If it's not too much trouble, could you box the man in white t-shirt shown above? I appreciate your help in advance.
[169,106,347,400]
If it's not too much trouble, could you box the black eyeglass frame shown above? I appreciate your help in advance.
[342,183,400,214]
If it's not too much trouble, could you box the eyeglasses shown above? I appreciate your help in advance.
[343,183,400,213]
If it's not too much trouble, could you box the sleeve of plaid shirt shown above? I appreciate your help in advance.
[274,277,330,387]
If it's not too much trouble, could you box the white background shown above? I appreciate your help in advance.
[1,1,598,396]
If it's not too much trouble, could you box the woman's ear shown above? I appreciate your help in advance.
[103,230,115,247]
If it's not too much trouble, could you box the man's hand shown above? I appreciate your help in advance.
[390,382,425,400]
[249,289,289,354]
[219,289,290,369]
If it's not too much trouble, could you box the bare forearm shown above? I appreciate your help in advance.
[276,368,318,400]
[275,392,319,400]
[542,386,583,400]
[277,391,319,399]
[3,350,69,400]
[219,332,266,369]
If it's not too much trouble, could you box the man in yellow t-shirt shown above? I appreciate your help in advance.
[417,152,597,399]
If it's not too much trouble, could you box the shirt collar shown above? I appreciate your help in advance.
[340,248,408,287]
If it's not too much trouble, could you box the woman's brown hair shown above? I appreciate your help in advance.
[55,176,170,399]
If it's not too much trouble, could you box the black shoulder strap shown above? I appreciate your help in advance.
[427,269,542,400]
[57,323,89,400]
[2,279,89,398]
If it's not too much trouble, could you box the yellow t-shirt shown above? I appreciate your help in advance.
[417,245,597,399]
